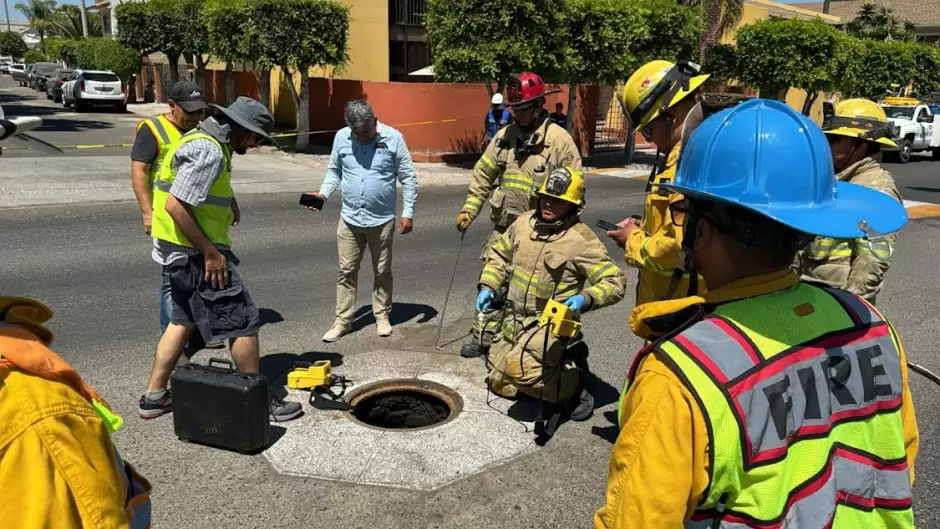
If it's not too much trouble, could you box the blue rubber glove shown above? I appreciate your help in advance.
[476,289,495,312]
[564,294,586,314]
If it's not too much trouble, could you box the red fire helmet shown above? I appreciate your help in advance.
[505,72,554,106]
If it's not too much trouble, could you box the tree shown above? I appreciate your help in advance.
[702,42,738,86]
[679,0,743,63]
[735,19,843,114]
[115,0,199,86]
[425,0,566,97]
[23,50,47,64]
[48,4,102,39]
[0,31,28,59]
[248,0,350,151]
[846,1,916,42]
[203,0,252,105]
[174,0,211,90]
[555,0,702,130]
[15,0,57,55]
[73,38,140,82]
[837,39,917,99]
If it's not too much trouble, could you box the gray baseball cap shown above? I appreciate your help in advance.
[168,81,208,112]
[211,96,277,144]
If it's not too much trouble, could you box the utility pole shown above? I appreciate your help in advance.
[4,0,11,32]
[79,1,89,37]
[110,0,121,38]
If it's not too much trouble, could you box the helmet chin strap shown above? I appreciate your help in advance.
[661,208,700,300]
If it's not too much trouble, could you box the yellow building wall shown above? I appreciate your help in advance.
[269,0,390,125]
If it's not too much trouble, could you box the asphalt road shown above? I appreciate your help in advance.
[2,73,940,527]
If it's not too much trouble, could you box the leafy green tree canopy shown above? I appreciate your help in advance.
[0,31,29,59]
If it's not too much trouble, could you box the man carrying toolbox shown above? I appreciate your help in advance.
[138,96,302,423]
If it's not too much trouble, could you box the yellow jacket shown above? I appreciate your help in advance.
[594,271,919,528]
[0,297,152,529]
[624,143,704,305]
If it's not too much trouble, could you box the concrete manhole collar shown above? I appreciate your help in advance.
[344,378,464,431]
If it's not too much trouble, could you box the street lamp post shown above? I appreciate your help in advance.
[4,0,11,32]
[80,1,89,37]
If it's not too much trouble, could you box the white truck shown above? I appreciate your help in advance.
[880,97,940,163]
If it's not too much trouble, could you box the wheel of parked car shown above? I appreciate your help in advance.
[897,138,912,163]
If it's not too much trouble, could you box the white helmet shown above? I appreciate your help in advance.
[491,93,504,105]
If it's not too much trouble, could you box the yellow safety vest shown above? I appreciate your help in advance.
[620,283,913,528]
[135,114,183,191]
[151,130,234,248]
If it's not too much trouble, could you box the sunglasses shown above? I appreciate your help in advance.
[669,198,725,233]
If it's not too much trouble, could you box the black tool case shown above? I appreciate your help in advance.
[170,358,270,454]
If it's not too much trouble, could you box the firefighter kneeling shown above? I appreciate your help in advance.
[476,167,626,421]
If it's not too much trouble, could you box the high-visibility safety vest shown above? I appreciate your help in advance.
[135,115,183,190]
[151,130,234,248]
[621,283,914,528]
[485,108,510,141]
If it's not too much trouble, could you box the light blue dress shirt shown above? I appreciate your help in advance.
[319,122,418,228]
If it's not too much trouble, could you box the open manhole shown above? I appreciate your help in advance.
[345,379,463,431]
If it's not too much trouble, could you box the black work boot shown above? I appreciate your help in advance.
[460,343,489,358]
[569,388,595,422]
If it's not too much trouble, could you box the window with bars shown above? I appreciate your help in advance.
[389,0,427,27]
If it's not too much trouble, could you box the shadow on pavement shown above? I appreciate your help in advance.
[259,307,285,327]
[1,94,118,132]
[260,351,345,387]
[591,410,621,444]
[906,186,940,193]
[350,302,439,332]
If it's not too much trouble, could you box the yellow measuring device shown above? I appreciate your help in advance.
[287,360,334,390]
[538,299,582,339]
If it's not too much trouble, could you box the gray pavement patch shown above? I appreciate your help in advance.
[264,349,539,491]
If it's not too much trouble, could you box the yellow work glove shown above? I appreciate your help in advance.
[456,211,474,232]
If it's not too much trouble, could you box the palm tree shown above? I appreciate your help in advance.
[15,0,57,55]
[49,5,103,39]
[680,0,745,63]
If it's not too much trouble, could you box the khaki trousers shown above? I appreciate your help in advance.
[334,218,395,326]
[470,227,508,346]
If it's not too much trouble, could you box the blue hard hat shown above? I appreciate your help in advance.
[664,99,907,239]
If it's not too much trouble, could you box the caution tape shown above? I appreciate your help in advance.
[270,118,461,138]
[2,142,135,151]
[1,117,468,151]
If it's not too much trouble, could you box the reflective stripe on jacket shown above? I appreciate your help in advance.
[485,108,510,141]
[797,156,901,303]
[135,115,183,190]
[463,114,582,229]
[0,315,152,529]
[150,129,234,248]
[620,283,913,528]
[624,143,704,306]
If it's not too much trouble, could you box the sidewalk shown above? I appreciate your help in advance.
[126,102,169,118]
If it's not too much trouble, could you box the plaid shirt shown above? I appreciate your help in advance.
[152,118,232,266]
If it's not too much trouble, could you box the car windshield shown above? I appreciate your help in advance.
[83,72,120,82]
[883,106,916,120]
[36,65,58,75]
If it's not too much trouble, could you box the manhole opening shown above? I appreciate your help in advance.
[347,380,462,431]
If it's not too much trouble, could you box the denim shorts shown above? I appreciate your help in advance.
[165,251,260,341]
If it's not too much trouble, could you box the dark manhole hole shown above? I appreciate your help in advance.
[346,379,463,431]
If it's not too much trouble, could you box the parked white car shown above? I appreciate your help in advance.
[880,97,940,163]
[8,63,27,83]
[62,69,127,112]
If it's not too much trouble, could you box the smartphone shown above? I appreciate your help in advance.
[596,219,622,232]
[300,193,324,210]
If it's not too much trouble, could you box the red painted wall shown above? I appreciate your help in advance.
[304,79,598,156]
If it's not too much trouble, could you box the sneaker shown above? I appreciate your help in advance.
[569,387,595,422]
[269,396,303,422]
[138,390,172,419]
[322,323,350,343]
[376,318,393,337]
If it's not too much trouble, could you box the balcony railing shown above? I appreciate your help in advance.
[390,0,426,27]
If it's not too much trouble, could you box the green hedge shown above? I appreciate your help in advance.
[73,38,140,81]
[709,18,940,100]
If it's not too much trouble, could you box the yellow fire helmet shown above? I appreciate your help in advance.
[822,98,898,148]
[620,59,710,129]
[538,167,585,207]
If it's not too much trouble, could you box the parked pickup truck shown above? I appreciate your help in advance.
[880,97,940,163]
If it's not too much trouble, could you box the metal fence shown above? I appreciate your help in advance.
[593,83,631,152]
